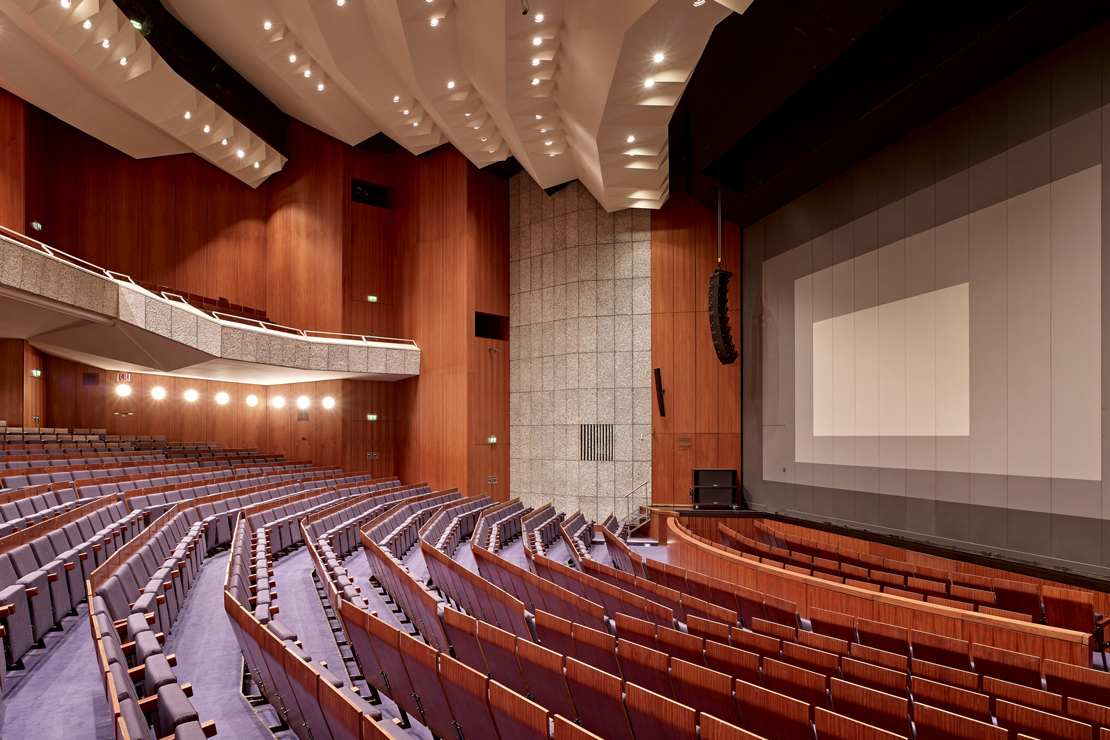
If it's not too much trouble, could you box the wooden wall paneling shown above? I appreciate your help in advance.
[76,135,108,268]
[313,130,346,334]
[235,178,268,313]
[0,89,25,231]
[0,340,24,426]
[206,163,240,306]
[314,379,343,467]
[105,147,143,278]
[287,382,314,462]
[345,148,395,336]
[672,192,697,313]
[140,157,178,290]
[208,380,239,449]
[76,362,107,432]
[105,370,140,436]
[651,203,675,316]
[492,440,509,502]
[470,444,492,500]
[174,377,208,445]
[266,384,292,460]
[140,374,175,439]
[652,432,675,505]
[20,342,44,428]
[174,157,208,296]
[694,433,720,473]
[467,164,510,317]
[237,384,267,451]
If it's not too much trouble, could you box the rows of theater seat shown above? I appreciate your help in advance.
[472,498,529,552]
[560,510,594,563]
[91,506,215,740]
[523,503,563,557]
[419,495,492,557]
[364,490,461,559]
[725,522,1109,664]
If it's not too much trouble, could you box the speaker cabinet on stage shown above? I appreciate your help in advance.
[709,268,738,365]
[689,468,739,508]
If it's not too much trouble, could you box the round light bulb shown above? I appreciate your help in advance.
[184,389,198,402]
[322,397,335,409]
[216,392,230,405]
[83,19,91,28]
[264,21,272,30]
[272,396,285,408]
[237,150,245,158]
[222,139,228,145]
[102,39,110,48]
[653,53,664,63]
[254,162,260,168]
[430,18,438,26]
[151,386,166,400]
[644,79,655,88]
[533,37,541,45]
[289,54,297,63]
[184,111,191,119]
[535,13,544,22]
[297,396,310,409]
[204,125,210,133]
[545,141,552,145]
[627,135,635,143]
[246,395,258,407]
[531,79,540,85]
[304,70,311,78]
[120,57,127,66]
[447,81,454,89]
[318,83,324,91]
[393,95,400,102]
[532,59,540,66]
[116,384,131,397]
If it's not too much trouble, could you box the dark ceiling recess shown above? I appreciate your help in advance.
[483,156,525,181]
[112,0,290,152]
[357,132,403,154]
[675,0,1110,228]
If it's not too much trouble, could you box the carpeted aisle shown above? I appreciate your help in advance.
[165,550,274,740]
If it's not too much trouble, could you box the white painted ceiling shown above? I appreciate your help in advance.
[0,0,746,207]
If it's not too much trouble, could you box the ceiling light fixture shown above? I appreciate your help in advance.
[116,384,130,397]
[403,109,409,114]
[545,141,552,145]
[549,153,556,157]
[535,13,544,22]
[272,396,284,408]
[289,54,297,63]
[184,111,191,119]
[644,79,655,87]
[653,53,664,63]
[627,135,635,143]
[304,70,311,78]
[246,395,258,407]
[323,397,335,409]
[102,39,109,48]
[151,386,166,400]
[533,37,541,45]
[693,0,705,5]
[264,21,272,30]
[184,389,199,402]
[237,150,245,157]
[254,162,260,168]
[393,95,400,102]
[481,138,487,141]
[531,79,540,85]
[535,114,542,119]
[216,392,230,405]
[337,0,345,5]
[120,57,127,65]
[61,0,70,6]
[297,396,310,409]
[447,81,455,89]
[222,139,227,145]
[430,18,438,26]
[204,125,210,133]
[465,112,471,116]
[540,128,547,133]
[474,125,479,129]
[317,83,325,91]
[83,19,91,28]
[413,121,419,126]
[489,150,495,153]
[532,59,540,66]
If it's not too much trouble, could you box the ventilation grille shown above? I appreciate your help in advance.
[580,424,614,461]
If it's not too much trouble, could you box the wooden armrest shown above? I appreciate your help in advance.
[269,605,280,615]
[113,617,128,631]
[1097,615,1110,628]
[79,552,88,561]
[171,570,180,578]
[65,562,75,571]
[127,663,146,680]
[248,596,256,607]
[93,544,102,552]
[156,595,166,605]
[181,682,193,697]
[138,695,158,714]
[0,603,14,618]
[167,653,177,667]
[122,640,136,655]
[47,572,59,583]
[156,632,165,644]
[146,612,156,625]
[25,587,38,597]
[200,720,217,738]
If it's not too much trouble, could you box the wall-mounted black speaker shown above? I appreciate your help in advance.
[709,268,738,365]
[653,367,666,417]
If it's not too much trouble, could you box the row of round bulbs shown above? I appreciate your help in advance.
[116,384,335,409]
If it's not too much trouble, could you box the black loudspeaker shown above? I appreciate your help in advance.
[709,268,738,365]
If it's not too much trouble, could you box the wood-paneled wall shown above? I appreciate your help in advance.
[0,340,45,428]
[0,89,25,232]
[651,189,743,506]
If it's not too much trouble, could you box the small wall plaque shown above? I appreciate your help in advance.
[678,437,692,450]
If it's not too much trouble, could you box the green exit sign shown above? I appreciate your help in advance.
[367,295,378,303]
[367,414,378,421]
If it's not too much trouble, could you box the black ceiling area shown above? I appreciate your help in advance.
[674,0,1110,228]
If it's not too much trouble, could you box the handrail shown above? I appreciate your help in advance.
[0,225,419,348]
[612,478,651,523]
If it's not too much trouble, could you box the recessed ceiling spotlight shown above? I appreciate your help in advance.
[254,162,260,168]
[222,139,228,145]
[83,19,91,28]
[393,95,400,102]
[337,0,344,5]
[532,59,540,66]
[474,125,479,129]
[413,121,419,126]
[549,153,556,157]
[318,83,324,91]
[304,69,311,78]
[481,138,487,141]
[489,150,495,153]
[532,78,540,85]
[644,79,655,87]
[447,81,455,89]
[535,114,542,119]
[264,21,272,30]
[545,141,552,145]
[693,0,705,5]
[653,53,664,63]
[184,111,191,119]
[540,128,547,132]
[430,18,438,26]
[289,54,297,63]
[465,112,471,116]
[626,135,635,143]
[533,37,542,45]
[102,39,110,48]
[204,125,210,133]
[237,150,245,157]
[61,0,70,7]
[403,109,410,115]
[120,57,127,65]
[535,13,544,22]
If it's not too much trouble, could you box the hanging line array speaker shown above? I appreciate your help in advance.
[709,267,738,365]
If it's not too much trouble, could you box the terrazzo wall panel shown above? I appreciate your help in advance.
[508,172,652,522]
